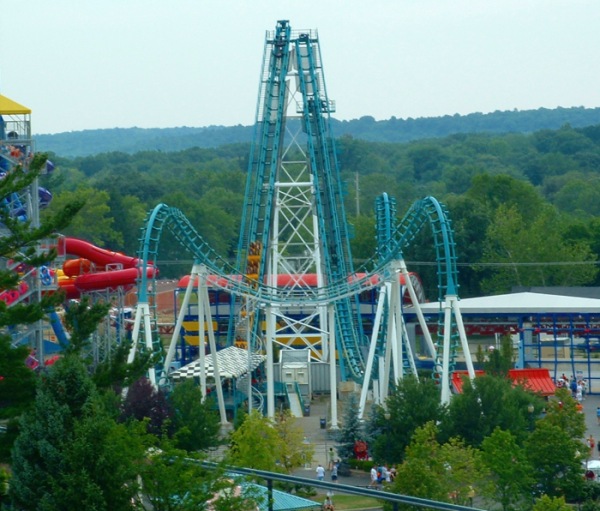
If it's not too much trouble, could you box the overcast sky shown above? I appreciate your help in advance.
[1,0,599,135]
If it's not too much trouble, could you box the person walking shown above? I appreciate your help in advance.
[331,462,338,483]
[316,464,325,481]
[370,465,378,488]
[588,435,596,458]
[328,447,335,470]
[467,486,475,507]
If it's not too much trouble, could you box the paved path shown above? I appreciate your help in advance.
[292,396,372,487]
[581,392,600,456]
[293,391,600,484]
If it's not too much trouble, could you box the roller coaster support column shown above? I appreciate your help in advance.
[198,265,228,425]
[358,284,388,419]
[440,299,453,404]
[381,265,405,402]
[129,302,156,386]
[399,260,437,358]
[329,304,338,429]
[265,303,276,418]
[392,267,419,379]
[163,264,199,383]
[440,295,475,405]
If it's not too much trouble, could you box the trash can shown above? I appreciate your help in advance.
[303,404,310,416]
[320,417,326,429]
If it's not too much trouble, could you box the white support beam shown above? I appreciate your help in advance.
[328,305,338,429]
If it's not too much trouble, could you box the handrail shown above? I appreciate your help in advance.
[293,381,305,415]
[197,460,485,511]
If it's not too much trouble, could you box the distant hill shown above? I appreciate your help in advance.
[35,106,600,157]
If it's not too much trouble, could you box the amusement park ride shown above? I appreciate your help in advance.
[5,21,600,427]
[0,95,154,368]
[128,20,475,426]
[0,21,490,428]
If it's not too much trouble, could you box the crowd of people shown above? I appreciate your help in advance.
[556,373,587,402]
[369,464,396,487]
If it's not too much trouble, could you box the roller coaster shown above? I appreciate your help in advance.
[130,20,475,423]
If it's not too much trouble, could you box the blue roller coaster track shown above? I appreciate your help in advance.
[132,20,462,390]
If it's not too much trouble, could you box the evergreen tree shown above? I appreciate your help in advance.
[336,394,365,461]
[10,355,146,510]
[0,154,84,460]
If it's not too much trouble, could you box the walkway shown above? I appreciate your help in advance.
[288,388,303,418]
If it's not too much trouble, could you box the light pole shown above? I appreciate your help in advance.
[527,403,535,432]
[384,410,391,465]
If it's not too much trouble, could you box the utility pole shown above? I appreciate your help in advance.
[355,171,360,216]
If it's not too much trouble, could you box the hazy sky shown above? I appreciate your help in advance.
[1,0,599,135]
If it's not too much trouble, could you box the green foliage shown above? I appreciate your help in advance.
[543,388,587,440]
[532,494,571,511]
[61,296,111,354]
[483,335,515,377]
[92,339,154,392]
[390,422,449,509]
[33,115,600,290]
[368,377,446,464]
[274,409,314,474]
[441,374,542,447]
[480,427,534,510]
[438,437,488,507]
[169,379,221,452]
[36,108,600,158]
[44,186,122,247]
[227,409,280,471]
[526,417,585,499]
[390,422,486,511]
[479,201,597,293]
[0,154,85,461]
[335,394,365,461]
[10,355,147,510]
[140,444,261,511]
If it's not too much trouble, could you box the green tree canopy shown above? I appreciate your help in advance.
[10,355,147,510]
[441,374,542,447]
[227,409,281,472]
[480,427,534,511]
[169,379,221,452]
[369,376,446,464]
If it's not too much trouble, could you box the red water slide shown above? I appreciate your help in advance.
[61,238,157,292]
[64,238,139,269]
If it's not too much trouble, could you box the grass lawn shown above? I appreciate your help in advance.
[311,493,382,510]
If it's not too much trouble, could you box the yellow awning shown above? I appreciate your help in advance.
[0,95,31,115]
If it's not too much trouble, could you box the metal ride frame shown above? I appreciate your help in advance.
[0,96,55,359]
[130,21,474,425]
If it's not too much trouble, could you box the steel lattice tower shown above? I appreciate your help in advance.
[234,21,365,403]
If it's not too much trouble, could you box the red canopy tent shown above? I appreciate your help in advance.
[451,368,555,396]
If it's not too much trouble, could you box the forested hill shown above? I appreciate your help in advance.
[36,106,600,157]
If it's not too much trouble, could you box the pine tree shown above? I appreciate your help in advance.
[0,154,84,460]
[10,355,146,510]
[335,394,365,461]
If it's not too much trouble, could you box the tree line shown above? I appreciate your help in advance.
[39,122,600,298]
[36,106,600,158]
